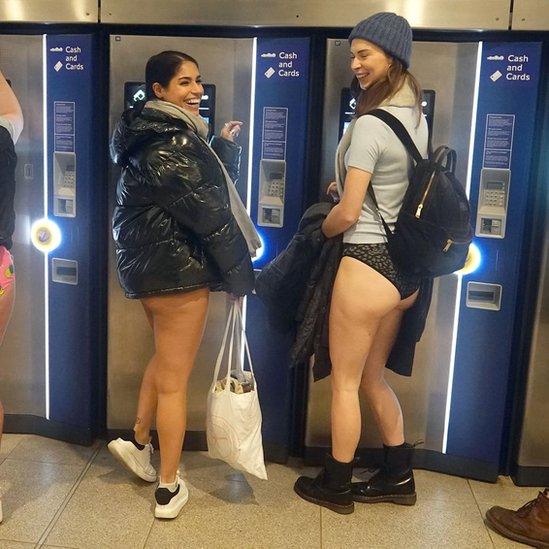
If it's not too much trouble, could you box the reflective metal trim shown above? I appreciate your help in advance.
[512,0,549,30]
[0,0,98,24]
[101,0,510,30]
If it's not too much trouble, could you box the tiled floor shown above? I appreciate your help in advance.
[0,434,544,548]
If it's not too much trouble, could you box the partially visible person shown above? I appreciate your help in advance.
[108,50,258,520]
[0,68,24,524]
[486,489,549,548]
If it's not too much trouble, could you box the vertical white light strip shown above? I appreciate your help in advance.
[242,37,257,337]
[246,38,257,217]
[42,35,50,420]
[442,42,483,453]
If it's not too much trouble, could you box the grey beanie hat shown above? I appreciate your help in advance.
[349,12,412,69]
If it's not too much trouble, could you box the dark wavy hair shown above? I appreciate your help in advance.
[351,58,423,126]
[145,50,199,100]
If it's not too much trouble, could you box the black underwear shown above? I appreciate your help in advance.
[342,243,420,300]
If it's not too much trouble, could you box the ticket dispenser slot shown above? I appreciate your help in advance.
[476,168,510,238]
[466,281,502,311]
[51,258,78,285]
[258,159,286,227]
[53,152,76,217]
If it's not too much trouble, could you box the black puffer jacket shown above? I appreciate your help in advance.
[0,127,17,250]
[110,107,254,298]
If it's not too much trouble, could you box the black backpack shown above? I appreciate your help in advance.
[365,109,473,278]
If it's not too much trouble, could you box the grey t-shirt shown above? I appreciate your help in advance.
[343,105,428,244]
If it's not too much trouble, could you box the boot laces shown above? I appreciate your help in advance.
[517,497,537,517]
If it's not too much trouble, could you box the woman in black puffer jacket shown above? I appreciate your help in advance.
[108,50,256,519]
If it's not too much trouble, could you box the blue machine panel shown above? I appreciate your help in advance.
[250,38,310,267]
[247,38,310,459]
[46,35,97,436]
[447,43,542,465]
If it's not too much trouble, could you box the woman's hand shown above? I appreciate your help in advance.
[326,181,340,202]
[321,168,372,238]
[220,121,243,142]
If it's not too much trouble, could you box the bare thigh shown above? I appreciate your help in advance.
[142,288,210,388]
[330,257,402,386]
[362,288,419,382]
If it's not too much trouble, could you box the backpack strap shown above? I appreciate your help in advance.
[366,109,424,165]
[365,183,394,238]
[361,109,424,238]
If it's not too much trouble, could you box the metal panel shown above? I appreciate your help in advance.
[107,35,254,431]
[306,39,479,452]
[0,0,97,23]
[0,35,46,416]
[101,0,510,30]
[518,197,549,467]
[512,0,549,30]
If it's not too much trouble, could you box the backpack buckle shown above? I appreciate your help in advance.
[443,239,453,252]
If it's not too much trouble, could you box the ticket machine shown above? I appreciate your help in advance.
[0,34,103,444]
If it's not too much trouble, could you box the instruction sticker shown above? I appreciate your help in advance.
[483,114,514,169]
[262,107,288,160]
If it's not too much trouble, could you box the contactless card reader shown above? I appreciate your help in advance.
[53,152,76,217]
[475,168,510,238]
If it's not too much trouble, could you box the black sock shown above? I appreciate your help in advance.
[131,434,146,451]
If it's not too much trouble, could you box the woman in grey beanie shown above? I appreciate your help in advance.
[295,12,429,514]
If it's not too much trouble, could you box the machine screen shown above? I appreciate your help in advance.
[486,181,504,191]
[124,82,146,108]
[338,87,436,140]
[338,87,356,139]
[421,89,436,138]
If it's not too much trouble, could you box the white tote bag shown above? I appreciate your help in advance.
[206,302,268,480]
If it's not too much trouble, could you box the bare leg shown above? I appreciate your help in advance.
[360,289,418,446]
[330,258,400,463]
[133,302,157,444]
[142,288,209,484]
[0,278,16,449]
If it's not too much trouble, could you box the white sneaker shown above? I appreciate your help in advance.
[154,475,189,519]
[107,438,157,482]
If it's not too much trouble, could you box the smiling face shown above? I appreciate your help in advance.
[152,61,204,115]
[350,39,392,89]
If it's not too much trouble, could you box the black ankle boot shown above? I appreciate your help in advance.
[352,442,416,505]
[294,454,354,514]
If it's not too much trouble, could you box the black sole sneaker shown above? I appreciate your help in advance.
[154,476,189,519]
